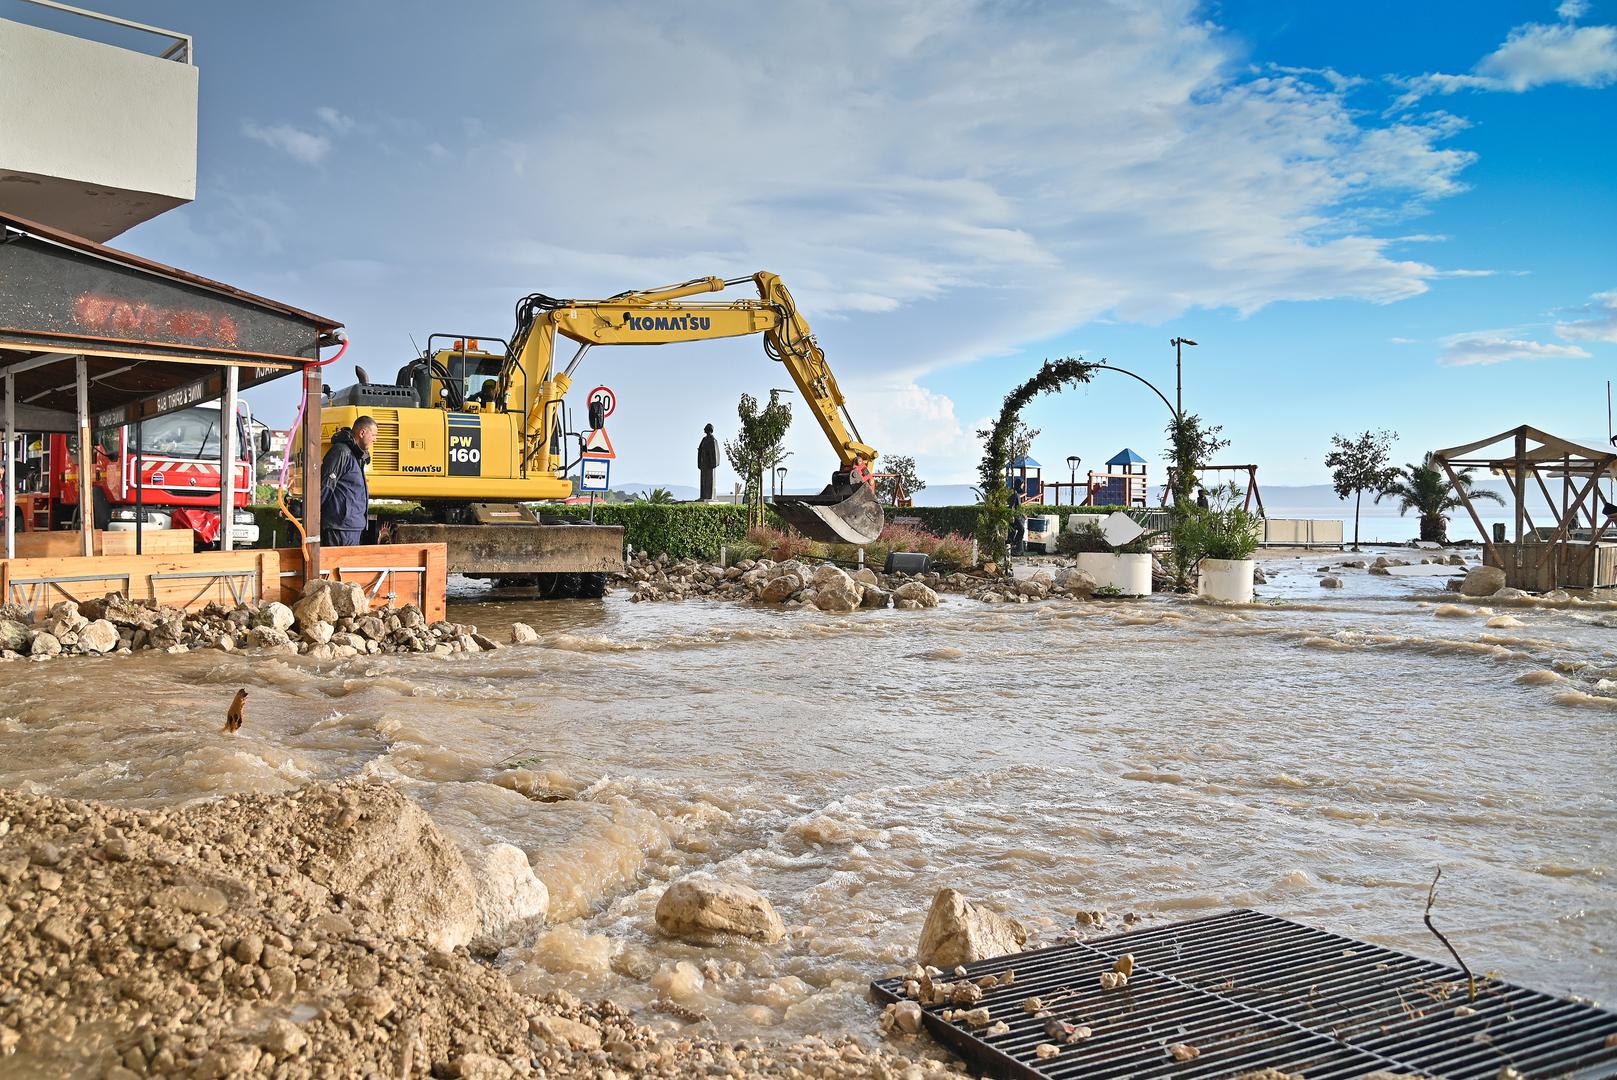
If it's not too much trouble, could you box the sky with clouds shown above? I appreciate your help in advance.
[22,0,1617,494]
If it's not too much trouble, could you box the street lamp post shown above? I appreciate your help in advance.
[775,466,788,497]
[1066,455,1080,506]
[1170,337,1197,419]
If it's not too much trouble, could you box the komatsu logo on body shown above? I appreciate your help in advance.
[622,314,712,331]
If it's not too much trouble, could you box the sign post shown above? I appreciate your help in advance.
[579,385,616,525]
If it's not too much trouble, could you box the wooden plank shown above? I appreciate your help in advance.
[97,529,194,556]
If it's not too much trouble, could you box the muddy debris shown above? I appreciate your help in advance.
[0,780,970,1079]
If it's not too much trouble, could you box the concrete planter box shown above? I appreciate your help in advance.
[1075,551,1152,596]
[1197,558,1255,603]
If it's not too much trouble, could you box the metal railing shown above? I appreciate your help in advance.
[7,0,192,63]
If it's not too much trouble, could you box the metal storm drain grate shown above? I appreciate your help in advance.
[871,908,1617,1079]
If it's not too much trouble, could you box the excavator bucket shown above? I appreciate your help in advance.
[773,479,885,546]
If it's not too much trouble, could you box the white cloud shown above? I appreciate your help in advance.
[1438,330,1591,366]
[1555,288,1617,342]
[1476,22,1617,89]
[315,106,355,133]
[850,379,970,464]
[219,3,1505,481]
[453,0,1478,391]
[241,121,331,165]
[1395,18,1617,105]
[1559,0,1590,19]
[243,108,358,165]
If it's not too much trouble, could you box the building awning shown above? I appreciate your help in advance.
[0,210,341,431]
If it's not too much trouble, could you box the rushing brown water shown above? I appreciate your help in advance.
[2,551,1614,1042]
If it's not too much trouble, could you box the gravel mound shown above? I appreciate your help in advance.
[0,781,966,1079]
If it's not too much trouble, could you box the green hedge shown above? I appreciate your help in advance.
[894,504,1126,537]
[544,503,769,560]
[246,500,1143,559]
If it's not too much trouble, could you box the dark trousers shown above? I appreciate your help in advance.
[322,527,362,547]
[699,469,715,501]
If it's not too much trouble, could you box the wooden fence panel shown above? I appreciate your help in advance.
[0,544,447,622]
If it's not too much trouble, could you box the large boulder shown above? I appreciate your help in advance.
[301,620,335,646]
[292,586,338,627]
[760,573,803,603]
[29,631,61,658]
[509,622,540,644]
[811,566,861,612]
[916,887,1028,968]
[254,602,295,633]
[1055,567,1097,599]
[892,581,940,608]
[325,580,369,619]
[0,620,30,653]
[248,626,292,649]
[1460,565,1507,597]
[77,619,119,655]
[859,584,891,609]
[813,583,860,613]
[43,601,87,639]
[811,563,852,589]
[654,876,786,945]
[463,842,549,949]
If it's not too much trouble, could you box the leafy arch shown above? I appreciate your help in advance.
[976,357,1098,568]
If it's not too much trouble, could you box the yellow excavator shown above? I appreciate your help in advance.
[304,272,883,596]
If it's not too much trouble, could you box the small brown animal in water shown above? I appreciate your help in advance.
[223,688,248,734]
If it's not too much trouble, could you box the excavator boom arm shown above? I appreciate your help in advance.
[508,271,884,543]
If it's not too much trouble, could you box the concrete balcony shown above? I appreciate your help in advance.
[0,1,196,241]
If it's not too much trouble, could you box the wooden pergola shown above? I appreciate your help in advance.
[1432,425,1617,591]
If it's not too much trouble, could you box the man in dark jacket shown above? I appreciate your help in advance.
[697,423,719,501]
[320,416,376,547]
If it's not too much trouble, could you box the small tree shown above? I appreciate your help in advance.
[1160,414,1231,589]
[1163,414,1230,507]
[875,454,925,506]
[723,390,793,527]
[1375,453,1503,543]
[1325,429,1401,551]
[633,486,676,504]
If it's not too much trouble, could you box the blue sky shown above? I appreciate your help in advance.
[19,0,1616,493]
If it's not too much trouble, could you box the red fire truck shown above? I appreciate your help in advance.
[8,404,260,547]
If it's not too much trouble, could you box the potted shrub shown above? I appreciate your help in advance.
[1189,485,1262,603]
[1058,513,1154,596]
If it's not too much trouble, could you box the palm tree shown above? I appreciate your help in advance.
[632,486,675,504]
[1375,454,1503,543]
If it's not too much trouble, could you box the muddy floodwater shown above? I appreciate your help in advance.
[2,551,1614,1043]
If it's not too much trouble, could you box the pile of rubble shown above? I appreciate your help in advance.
[0,781,968,1079]
[0,580,508,664]
[619,553,1100,609]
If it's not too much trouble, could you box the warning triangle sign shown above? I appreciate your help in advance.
[582,427,616,459]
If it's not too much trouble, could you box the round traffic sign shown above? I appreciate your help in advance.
[587,385,616,419]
